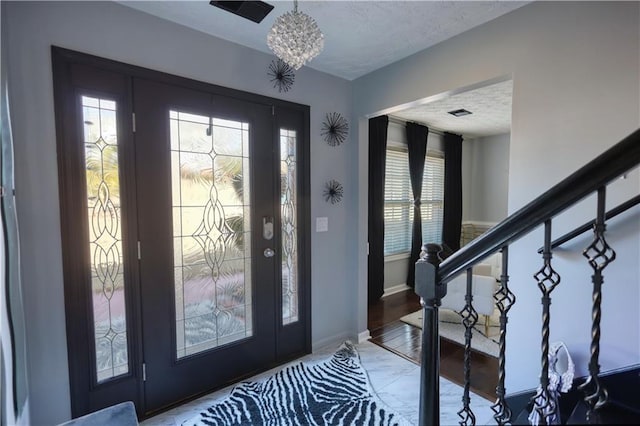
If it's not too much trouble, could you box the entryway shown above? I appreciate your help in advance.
[52,47,311,418]
[366,77,513,402]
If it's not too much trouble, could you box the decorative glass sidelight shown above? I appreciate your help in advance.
[170,111,253,358]
[280,129,299,325]
[82,96,129,382]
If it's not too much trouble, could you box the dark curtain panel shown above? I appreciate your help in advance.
[442,132,464,252]
[405,123,428,288]
[368,115,389,303]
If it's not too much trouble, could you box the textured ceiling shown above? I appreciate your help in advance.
[393,79,513,138]
[118,1,528,80]
[118,1,520,133]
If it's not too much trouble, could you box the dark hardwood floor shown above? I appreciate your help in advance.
[368,289,498,401]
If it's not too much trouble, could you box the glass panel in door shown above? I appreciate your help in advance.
[169,110,253,358]
[134,78,278,412]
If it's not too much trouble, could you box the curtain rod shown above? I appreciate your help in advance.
[387,115,445,136]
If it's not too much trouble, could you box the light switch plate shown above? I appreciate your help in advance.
[316,217,328,232]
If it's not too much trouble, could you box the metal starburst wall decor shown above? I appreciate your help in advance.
[267,59,295,93]
[321,112,349,147]
[323,180,344,204]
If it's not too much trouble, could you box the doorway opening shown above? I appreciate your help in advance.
[367,77,513,401]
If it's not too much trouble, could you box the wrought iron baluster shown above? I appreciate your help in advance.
[531,220,561,424]
[457,268,478,426]
[491,246,515,425]
[578,186,615,410]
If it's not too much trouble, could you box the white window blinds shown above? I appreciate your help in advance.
[420,155,445,245]
[384,149,412,255]
[383,148,444,256]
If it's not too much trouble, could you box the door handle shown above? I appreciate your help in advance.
[263,248,275,258]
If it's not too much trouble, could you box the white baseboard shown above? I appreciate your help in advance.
[382,283,411,298]
[311,332,353,352]
[462,221,498,227]
[312,330,373,352]
[357,330,371,343]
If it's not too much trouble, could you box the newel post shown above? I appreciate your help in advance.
[415,243,447,426]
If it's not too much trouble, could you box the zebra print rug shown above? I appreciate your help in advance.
[182,342,411,426]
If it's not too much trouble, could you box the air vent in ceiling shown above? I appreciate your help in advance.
[448,108,473,117]
[209,1,274,24]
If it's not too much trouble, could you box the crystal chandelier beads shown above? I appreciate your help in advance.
[267,0,324,70]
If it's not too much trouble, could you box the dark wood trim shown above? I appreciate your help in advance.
[302,107,312,355]
[273,106,312,359]
[52,45,312,418]
[52,49,144,417]
[52,46,82,416]
[122,76,147,418]
[51,46,309,115]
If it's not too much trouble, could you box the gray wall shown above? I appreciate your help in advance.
[1,4,30,422]
[3,1,355,423]
[462,133,510,223]
[353,0,639,394]
[383,255,410,293]
[4,1,640,422]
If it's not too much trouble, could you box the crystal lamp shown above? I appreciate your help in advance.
[267,0,324,70]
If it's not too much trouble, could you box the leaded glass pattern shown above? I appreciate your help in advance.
[82,95,129,383]
[280,129,299,325]
[170,110,252,358]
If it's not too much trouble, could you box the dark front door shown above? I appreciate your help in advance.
[133,78,278,411]
[53,47,310,419]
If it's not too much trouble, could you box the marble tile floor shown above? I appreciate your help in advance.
[141,341,496,426]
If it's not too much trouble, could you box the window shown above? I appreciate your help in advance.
[383,148,444,256]
[420,155,445,245]
[383,149,411,255]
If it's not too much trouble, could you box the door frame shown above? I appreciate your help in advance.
[133,79,280,412]
[52,46,311,419]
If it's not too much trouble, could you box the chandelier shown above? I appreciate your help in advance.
[267,0,324,70]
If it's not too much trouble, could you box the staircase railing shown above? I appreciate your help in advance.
[414,128,640,425]
[539,194,640,254]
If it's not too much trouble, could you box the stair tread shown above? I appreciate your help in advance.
[567,399,640,424]
[512,404,533,425]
